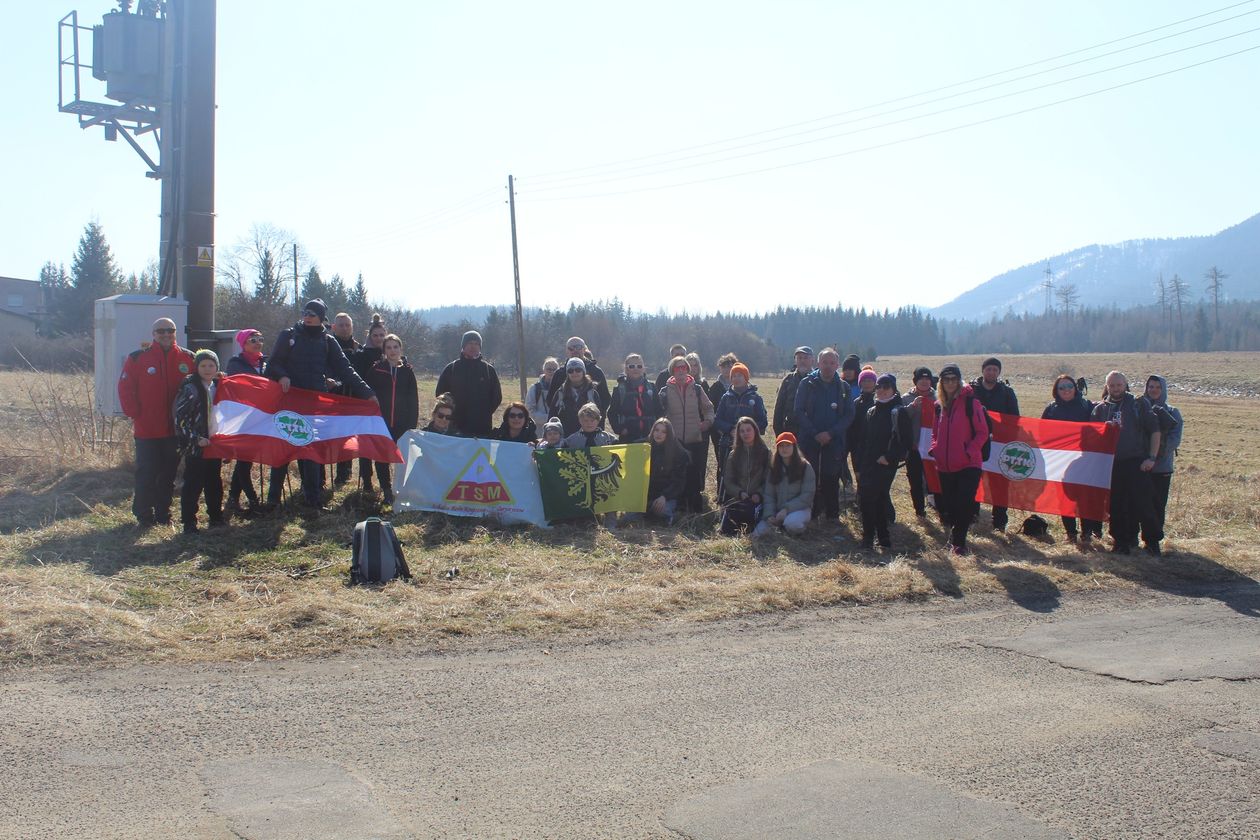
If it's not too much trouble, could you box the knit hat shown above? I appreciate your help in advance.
[982,356,1002,372]
[235,329,260,352]
[543,417,564,437]
[913,366,933,384]
[877,373,898,391]
[462,330,483,347]
[302,299,327,321]
[774,432,797,447]
[193,348,219,368]
[858,369,878,388]
[939,363,963,379]
[730,363,750,382]
[565,357,586,373]
[842,354,861,374]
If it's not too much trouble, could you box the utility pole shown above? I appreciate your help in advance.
[293,242,299,312]
[1041,262,1054,316]
[508,175,527,400]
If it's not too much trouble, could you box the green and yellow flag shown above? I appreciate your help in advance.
[533,443,650,521]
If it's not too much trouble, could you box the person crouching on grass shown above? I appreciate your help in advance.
[424,394,460,435]
[174,349,226,534]
[562,403,617,449]
[619,418,689,527]
[753,433,815,538]
[720,417,770,536]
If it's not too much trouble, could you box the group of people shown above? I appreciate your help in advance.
[118,302,1183,557]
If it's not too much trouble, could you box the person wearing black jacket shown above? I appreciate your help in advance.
[224,329,268,517]
[550,358,606,435]
[435,330,502,438]
[620,418,690,526]
[773,346,813,436]
[362,334,418,505]
[608,354,659,442]
[655,343,688,393]
[347,315,389,491]
[173,350,226,534]
[1091,371,1162,554]
[1041,375,1101,543]
[546,336,611,426]
[857,374,913,552]
[267,300,376,510]
[494,400,539,444]
[973,357,1020,531]
[330,313,362,487]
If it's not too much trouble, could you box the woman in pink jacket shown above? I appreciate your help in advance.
[930,363,991,555]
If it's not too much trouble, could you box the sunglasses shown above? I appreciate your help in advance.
[627,364,644,369]
[246,336,265,344]
[940,375,959,381]
[153,328,176,334]
[1057,383,1075,390]
[506,412,525,419]
[435,412,453,420]
[302,311,321,318]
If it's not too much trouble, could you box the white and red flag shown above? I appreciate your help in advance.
[920,407,1119,521]
[203,375,403,467]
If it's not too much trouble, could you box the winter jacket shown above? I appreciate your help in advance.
[547,357,611,413]
[761,460,817,519]
[331,335,362,396]
[714,385,768,445]
[435,354,503,438]
[1041,394,1095,423]
[350,345,383,382]
[561,429,617,449]
[526,376,552,429]
[118,342,196,439]
[608,375,660,442]
[706,376,728,442]
[658,375,716,445]
[858,399,913,472]
[1091,392,1158,461]
[549,379,605,436]
[721,447,770,502]
[495,416,540,445]
[225,352,267,377]
[172,374,218,457]
[364,358,419,440]
[847,391,877,458]
[901,389,936,444]
[774,369,809,436]
[1140,375,1183,474]
[269,322,373,397]
[421,421,461,437]
[792,370,854,467]
[931,385,990,473]
[648,440,690,502]
[972,378,1020,416]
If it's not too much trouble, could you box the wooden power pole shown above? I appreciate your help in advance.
[508,175,527,400]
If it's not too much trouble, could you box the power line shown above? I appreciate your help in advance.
[315,196,503,264]
[523,44,1260,203]
[315,186,500,252]
[522,27,1260,195]
[523,9,1260,189]
[519,0,1259,184]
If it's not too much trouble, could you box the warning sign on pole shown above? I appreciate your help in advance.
[196,246,214,268]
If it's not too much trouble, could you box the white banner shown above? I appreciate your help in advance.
[394,431,549,527]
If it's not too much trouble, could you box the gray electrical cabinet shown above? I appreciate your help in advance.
[94,294,189,417]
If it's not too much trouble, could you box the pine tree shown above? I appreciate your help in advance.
[348,273,369,315]
[325,273,348,313]
[37,262,71,335]
[300,266,326,304]
[68,221,122,334]
[252,248,288,306]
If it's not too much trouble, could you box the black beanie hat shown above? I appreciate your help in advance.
[842,354,861,373]
[939,363,963,380]
[913,366,933,383]
[981,356,1002,372]
[303,299,328,321]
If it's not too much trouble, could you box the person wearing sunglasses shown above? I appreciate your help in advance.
[494,400,539,445]
[117,316,196,527]
[545,336,612,422]
[526,357,560,429]
[423,394,461,436]
[223,328,269,517]
[608,353,659,443]
[1042,374,1100,544]
[930,363,990,555]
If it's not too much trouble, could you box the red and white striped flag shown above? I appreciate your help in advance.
[920,408,1119,521]
[203,375,403,467]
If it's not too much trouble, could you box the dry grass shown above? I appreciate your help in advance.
[2,355,1258,668]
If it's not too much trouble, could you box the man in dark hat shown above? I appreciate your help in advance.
[972,356,1020,531]
[773,346,814,437]
[435,330,502,438]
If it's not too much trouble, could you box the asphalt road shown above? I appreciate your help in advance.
[2,582,1258,839]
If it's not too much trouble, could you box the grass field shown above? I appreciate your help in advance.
[1,351,1258,668]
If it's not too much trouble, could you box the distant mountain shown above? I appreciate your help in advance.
[932,213,1260,321]
[415,305,501,326]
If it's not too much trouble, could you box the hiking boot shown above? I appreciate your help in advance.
[182,523,198,535]
[1144,541,1162,556]
[949,544,967,556]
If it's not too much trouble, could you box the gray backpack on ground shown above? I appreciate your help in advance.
[350,517,411,585]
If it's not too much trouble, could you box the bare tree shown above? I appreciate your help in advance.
[217,223,307,309]
[1055,282,1080,319]
[1168,273,1188,336]
[1155,273,1168,334]
[1204,265,1228,331]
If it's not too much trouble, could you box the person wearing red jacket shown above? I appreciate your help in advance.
[930,363,991,555]
[117,318,196,526]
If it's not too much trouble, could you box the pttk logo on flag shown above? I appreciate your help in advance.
[203,375,403,467]
[920,407,1119,521]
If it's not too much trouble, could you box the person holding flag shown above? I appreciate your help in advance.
[931,363,990,555]
[1092,371,1162,554]
[1041,374,1101,544]
[901,367,936,518]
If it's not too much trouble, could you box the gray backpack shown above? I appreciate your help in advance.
[350,517,411,585]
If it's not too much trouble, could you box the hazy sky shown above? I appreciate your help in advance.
[3,0,1258,315]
